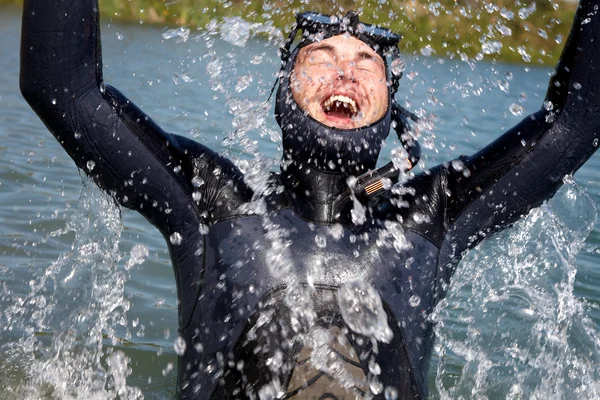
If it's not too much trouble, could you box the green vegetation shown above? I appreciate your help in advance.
[4,0,577,65]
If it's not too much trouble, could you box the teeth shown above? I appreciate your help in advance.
[323,95,358,114]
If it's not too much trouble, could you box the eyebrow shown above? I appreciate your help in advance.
[357,50,384,66]
[304,42,385,68]
[306,43,336,56]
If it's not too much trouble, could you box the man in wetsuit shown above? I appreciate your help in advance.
[19,0,600,398]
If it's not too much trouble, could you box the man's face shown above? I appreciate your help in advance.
[290,34,389,130]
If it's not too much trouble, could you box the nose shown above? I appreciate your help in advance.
[337,62,357,83]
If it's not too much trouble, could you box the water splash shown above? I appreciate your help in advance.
[338,281,393,344]
[432,180,600,399]
[0,182,142,399]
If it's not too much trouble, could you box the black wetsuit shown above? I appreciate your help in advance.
[20,1,600,399]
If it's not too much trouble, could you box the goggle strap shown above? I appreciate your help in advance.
[268,25,299,101]
[392,103,421,167]
[280,25,299,65]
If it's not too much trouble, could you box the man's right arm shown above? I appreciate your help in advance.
[20,0,250,231]
[436,0,600,274]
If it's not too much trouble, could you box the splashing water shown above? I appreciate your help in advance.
[431,179,600,399]
[0,182,142,399]
[338,281,393,344]
[6,5,600,399]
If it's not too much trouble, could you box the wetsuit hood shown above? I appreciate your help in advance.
[274,47,392,175]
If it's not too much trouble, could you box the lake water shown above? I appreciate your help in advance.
[1,5,600,399]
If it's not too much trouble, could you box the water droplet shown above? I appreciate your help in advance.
[116,32,123,40]
[451,160,464,172]
[99,81,106,93]
[235,75,253,93]
[181,73,193,83]
[369,359,382,375]
[509,103,524,116]
[192,191,201,201]
[485,3,498,13]
[74,132,81,139]
[198,224,209,235]
[370,379,384,394]
[207,58,222,79]
[482,40,502,55]
[543,100,554,111]
[174,336,186,355]
[315,234,326,248]
[538,29,548,40]
[338,281,393,343]
[390,57,406,76]
[518,3,536,19]
[220,16,251,47]
[250,54,263,65]
[162,27,190,42]
[409,295,421,307]
[555,34,563,44]
[162,362,174,376]
[496,24,512,37]
[86,160,96,171]
[191,176,204,188]
[51,98,57,105]
[583,17,591,25]
[126,244,149,270]
[170,232,182,245]
[350,196,367,225]
[573,82,582,90]
[420,45,434,57]
[500,8,514,20]
[593,138,598,147]
[384,386,399,400]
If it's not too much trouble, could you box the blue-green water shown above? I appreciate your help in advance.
[1,5,600,399]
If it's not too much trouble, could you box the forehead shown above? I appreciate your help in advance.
[298,35,383,62]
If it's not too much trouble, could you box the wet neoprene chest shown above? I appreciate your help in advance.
[175,161,449,400]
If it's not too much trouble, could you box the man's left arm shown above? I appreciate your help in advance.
[443,0,600,256]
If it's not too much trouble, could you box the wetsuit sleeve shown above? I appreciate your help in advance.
[19,0,251,231]
[443,0,600,255]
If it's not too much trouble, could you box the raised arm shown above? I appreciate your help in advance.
[440,0,600,262]
[20,0,250,232]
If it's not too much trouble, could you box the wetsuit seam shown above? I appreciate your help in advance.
[207,206,292,225]
[403,226,442,249]
[180,234,208,332]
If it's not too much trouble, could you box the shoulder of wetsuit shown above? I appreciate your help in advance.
[104,85,259,224]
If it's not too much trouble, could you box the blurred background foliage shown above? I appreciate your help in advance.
[4,0,578,65]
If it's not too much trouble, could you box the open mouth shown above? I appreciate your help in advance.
[322,95,359,119]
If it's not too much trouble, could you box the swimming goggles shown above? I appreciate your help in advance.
[293,11,402,53]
